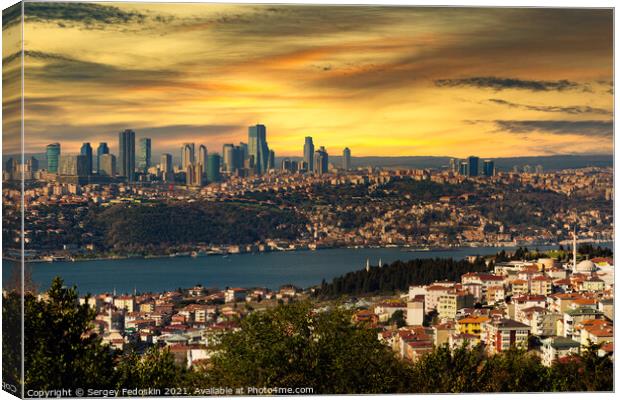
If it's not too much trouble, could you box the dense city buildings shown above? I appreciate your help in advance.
[118,129,136,182]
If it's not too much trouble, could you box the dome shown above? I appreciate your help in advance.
[575,260,596,273]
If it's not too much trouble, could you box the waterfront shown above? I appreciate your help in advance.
[4,244,607,294]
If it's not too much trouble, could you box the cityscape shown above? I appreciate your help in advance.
[2,2,614,397]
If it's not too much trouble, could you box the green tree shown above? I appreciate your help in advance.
[115,347,187,390]
[388,309,406,328]
[22,277,116,391]
[198,302,410,394]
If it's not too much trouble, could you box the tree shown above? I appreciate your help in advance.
[115,347,187,390]
[197,302,411,394]
[388,310,406,328]
[22,277,116,391]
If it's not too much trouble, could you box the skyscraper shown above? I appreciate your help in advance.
[186,163,202,187]
[483,159,495,177]
[239,142,248,162]
[137,138,151,172]
[303,137,314,172]
[467,156,479,177]
[46,143,60,174]
[58,155,89,177]
[80,143,93,175]
[459,161,468,176]
[160,153,173,182]
[181,143,195,169]
[206,153,221,183]
[96,143,109,174]
[99,154,116,177]
[198,145,208,174]
[222,144,235,172]
[248,124,269,174]
[267,150,275,170]
[313,146,329,175]
[342,147,351,171]
[118,129,135,181]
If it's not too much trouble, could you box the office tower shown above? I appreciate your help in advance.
[459,161,468,176]
[198,145,208,174]
[27,156,39,172]
[96,143,109,173]
[313,146,329,175]
[248,124,269,174]
[186,163,202,187]
[483,160,495,177]
[342,147,351,171]
[4,157,14,172]
[46,143,61,173]
[206,153,221,183]
[449,158,458,173]
[99,154,117,176]
[222,144,234,172]
[58,155,89,176]
[467,156,479,177]
[267,150,275,170]
[118,129,135,182]
[181,143,195,169]
[80,143,93,175]
[137,138,151,172]
[239,142,248,161]
[303,137,314,172]
[160,153,173,182]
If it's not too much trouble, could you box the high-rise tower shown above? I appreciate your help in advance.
[303,137,314,172]
[118,129,135,182]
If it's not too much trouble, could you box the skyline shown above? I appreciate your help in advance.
[2,3,614,157]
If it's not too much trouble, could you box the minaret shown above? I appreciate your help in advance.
[366,258,370,272]
[379,258,382,268]
[572,227,577,269]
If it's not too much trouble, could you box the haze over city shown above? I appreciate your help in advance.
[1,3,613,157]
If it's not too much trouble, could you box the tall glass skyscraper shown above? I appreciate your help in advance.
[96,142,109,174]
[137,138,151,172]
[468,156,479,177]
[342,147,351,171]
[118,129,135,182]
[303,137,314,172]
[80,142,93,175]
[181,143,195,170]
[46,143,60,174]
[483,159,495,177]
[313,146,329,175]
[248,124,269,174]
[198,145,208,174]
[206,153,221,182]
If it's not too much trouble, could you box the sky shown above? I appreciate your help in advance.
[2,2,614,159]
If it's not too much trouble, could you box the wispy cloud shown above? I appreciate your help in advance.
[493,120,613,137]
[435,77,588,92]
[22,2,146,29]
[488,99,611,115]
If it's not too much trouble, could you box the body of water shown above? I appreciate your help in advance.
[2,243,611,294]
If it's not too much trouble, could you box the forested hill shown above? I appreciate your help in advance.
[316,257,490,298]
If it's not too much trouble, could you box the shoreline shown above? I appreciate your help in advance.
[4,239,614,265]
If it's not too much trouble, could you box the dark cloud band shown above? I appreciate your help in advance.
[435,76,586,92]
[489,99,611,115]
[494,120,612,137]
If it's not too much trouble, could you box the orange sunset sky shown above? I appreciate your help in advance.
[2,2,614,158]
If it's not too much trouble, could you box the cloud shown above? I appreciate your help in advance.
[22,2,146,29]
[19,50,176,87]
[493,120,612,137]
[488,99,611,115]
[435,77,587,92]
